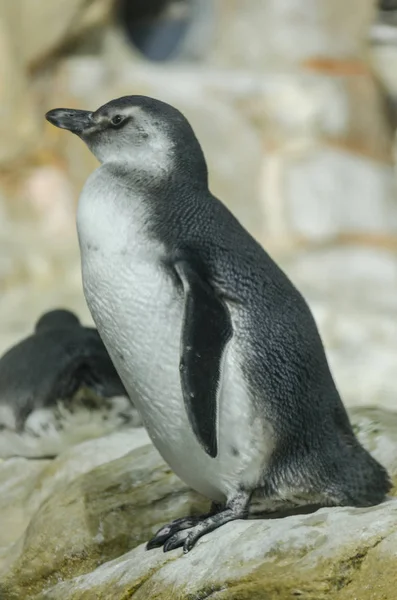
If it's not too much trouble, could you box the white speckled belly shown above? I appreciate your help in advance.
[77,168,272,501]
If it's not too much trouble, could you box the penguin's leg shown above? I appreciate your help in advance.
[161,491,251,554]
[146,501,223,550]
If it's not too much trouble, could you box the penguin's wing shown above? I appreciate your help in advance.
[174,260,233,458]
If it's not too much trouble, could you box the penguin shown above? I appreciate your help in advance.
[0,309,141,458]
[46,96,391,553]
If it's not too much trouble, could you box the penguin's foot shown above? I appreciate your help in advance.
[147,492,251,554]
[146,502,222,550]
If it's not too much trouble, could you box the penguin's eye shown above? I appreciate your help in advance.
[110,115,125,127]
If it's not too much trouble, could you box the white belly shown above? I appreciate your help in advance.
[77,173,272,501]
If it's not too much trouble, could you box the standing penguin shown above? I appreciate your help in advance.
[46,97,391,553]
[0,309,140,458]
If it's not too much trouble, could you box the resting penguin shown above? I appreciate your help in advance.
[0,309,140,458]
[46,97,391,553]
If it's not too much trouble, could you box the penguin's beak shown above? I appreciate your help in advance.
[45,108,93,135]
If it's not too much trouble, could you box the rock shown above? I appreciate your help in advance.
[210,0,376,68]
[286,246,397,307]
[0,407,396,599]
[0,2,40,166]
[0,430,150,571]
[20,0,113,68]
[0,457,50,566]
[282,246,397,411]
[283,147,397,243]
[321,308,397,411]
[22,166,76,238]
[351,407,397,478]
[0,439,208,599]
[23,429,152,516]
[33,500,397,600]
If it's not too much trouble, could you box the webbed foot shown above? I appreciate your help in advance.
[146,491,250,553]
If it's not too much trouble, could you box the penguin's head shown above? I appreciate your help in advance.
[45,96,208,183]
[35,309,81,333]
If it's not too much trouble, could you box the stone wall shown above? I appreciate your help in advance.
[0,0,396,408]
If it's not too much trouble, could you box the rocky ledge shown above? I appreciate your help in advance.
[0,406,396,600]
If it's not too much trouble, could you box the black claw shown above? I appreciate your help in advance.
[146,522,176,550]
[163,535,183,553]
[183,535,195,554]
[146,515,207,552]
[162,541,173,553]
[146,537,163,550]
[146,530,172,550]
[147,527,181,550]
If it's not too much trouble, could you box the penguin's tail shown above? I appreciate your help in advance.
[326,435,392,507]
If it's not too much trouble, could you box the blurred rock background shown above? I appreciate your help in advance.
[0,0,396,410]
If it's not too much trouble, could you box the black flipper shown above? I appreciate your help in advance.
[174,260,233,458]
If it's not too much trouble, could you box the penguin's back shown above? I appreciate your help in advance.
[0,327,124,410]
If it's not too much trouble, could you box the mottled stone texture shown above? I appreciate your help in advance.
[0,408,396,600]
[211,0,376,66]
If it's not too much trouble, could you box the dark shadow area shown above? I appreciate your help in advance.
[249,503,326,520]
[379,0,397,10]
[116,0,191,62]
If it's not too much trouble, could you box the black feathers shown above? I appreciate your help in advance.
[175,259,233,457]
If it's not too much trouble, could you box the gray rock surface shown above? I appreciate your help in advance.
[0,429,151,571]
[0,407,395,599]
[34,500,397,600]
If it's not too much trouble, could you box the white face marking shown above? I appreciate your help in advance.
[85,106,174,177]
